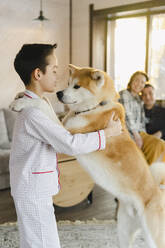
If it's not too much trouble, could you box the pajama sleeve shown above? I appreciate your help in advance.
[23,107,106,156]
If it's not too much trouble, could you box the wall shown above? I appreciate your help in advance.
[72,0,151,67]
[0,0,154,109]
[0,0,69,111]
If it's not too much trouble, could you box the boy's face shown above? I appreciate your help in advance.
[39,51,58,93]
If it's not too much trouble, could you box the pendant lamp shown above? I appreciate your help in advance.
[34,0,49,21]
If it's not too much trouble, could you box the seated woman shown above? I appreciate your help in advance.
[119,71,165,165]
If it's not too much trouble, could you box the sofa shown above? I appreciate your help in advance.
[0,109,17,190]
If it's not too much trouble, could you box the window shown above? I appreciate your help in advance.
[107,11,165,98]
[149,14,165,99]
[107,17,147,92]
[91,1,165,99]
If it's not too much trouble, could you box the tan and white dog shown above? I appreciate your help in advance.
[56,65,165,248]
[11,65,165,248]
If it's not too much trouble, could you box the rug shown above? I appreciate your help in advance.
[0,219,146,248]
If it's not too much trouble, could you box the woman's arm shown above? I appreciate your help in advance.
[119,90,139,133]
[119,90,143,148]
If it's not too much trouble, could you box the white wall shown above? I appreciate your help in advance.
[72,0,151,67]
[0,0,69,110]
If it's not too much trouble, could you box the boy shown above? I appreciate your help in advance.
[9,43,122,248]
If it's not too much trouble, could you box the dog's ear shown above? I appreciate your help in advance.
[68,64,81,74]
[91,70,104,88]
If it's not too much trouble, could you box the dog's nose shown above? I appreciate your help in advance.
[56,91,63,100]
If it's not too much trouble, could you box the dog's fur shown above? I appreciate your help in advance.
[56,65,165,248]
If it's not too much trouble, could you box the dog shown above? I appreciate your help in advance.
[56,64,165,248]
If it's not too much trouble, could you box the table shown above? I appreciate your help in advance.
[53,154,94,207]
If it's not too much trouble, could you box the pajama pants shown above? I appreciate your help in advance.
[13,196,61,248]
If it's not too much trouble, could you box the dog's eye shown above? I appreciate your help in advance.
[73,85,80,89]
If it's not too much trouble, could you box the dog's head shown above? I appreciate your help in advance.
[57,64,119,112]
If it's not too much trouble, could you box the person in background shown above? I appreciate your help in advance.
[119,71,165,165]
[9,43,122,248]
[142,83,165,140]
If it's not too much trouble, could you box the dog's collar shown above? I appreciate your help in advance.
[75,101,107,115]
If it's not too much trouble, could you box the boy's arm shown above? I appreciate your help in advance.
[23,107,106,156]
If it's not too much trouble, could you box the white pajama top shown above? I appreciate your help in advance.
[9,90,106,198]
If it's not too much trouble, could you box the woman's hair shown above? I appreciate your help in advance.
[127,71,149,90]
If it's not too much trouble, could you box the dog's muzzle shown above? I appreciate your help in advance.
[56,91,64,102]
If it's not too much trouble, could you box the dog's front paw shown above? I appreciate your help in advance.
[15,92,25,99]
[9,98,27,112]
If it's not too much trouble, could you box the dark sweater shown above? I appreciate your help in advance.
[144,104,165,140]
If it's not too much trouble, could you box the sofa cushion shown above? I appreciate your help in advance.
[0,110,9,149]
[3,109,17,141]
[0,174,10,190]
[0,149,10,174]
[0,142,11,150]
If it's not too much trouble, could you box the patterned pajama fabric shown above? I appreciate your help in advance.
[14,196,61,248]
[9,90,105,198]
[9,90,106,248]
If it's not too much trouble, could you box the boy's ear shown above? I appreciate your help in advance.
[68,64,81,74]
[33,68,41,80]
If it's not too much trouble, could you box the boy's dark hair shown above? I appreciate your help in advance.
[14,43,57,86]
[143,83,154,90]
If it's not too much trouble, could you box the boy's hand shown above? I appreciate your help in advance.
[104,112,122,138]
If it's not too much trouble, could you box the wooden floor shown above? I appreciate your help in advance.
[0,185,117,224]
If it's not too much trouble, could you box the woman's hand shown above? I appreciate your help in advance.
[133,131,143,149]
[104,112,123,138]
